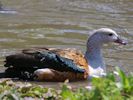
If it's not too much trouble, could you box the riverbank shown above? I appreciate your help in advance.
[0,68,132,100]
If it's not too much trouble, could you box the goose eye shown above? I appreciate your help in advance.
[108,33,113,36]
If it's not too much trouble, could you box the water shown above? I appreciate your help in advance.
[0,0,133,87]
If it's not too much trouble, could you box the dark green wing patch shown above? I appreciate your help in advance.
[35,51,85,73]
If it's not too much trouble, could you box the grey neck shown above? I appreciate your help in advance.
[85,39,106,76]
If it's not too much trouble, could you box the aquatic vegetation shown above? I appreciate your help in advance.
[0,68,132,100]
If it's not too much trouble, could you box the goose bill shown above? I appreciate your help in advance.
[115,37,127,45]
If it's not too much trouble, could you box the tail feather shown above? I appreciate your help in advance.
[4,53,40,68]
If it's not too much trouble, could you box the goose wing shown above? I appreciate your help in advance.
[4,47,88,80]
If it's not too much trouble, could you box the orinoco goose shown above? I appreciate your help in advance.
[4,28,127,81]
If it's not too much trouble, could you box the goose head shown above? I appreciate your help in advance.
[87,28,127,47]
[85,28,127,77]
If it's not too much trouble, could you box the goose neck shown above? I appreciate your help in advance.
[85,42,106,77]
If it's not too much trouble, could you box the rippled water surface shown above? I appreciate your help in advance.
[0,0,133,87]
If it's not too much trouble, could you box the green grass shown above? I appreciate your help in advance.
[0,67,133,100]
